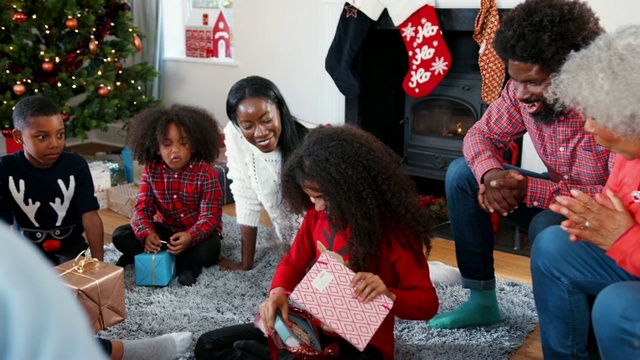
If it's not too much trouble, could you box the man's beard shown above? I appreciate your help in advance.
[530,100,561,125]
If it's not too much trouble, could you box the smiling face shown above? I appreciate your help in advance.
[584,118,640,160]
[158,122,192,172]
[508,60,556,125]
[235,97,282,153]
[13,114,65,168]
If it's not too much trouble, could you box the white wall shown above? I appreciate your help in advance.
[161,0,345,128]
[159,0,639,172]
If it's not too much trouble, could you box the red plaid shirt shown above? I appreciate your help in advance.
[131,158,222,245]
[464,79,613,209]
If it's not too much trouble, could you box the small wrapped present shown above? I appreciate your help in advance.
[290,253,394,351]
[107,183,138,218]
[88,161,111,209]
[135,251,176,286]
[55,253,126,332]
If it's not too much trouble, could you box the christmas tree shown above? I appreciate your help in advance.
[0,0,160,141]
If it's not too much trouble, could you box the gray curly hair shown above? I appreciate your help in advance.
[546,25,640,140]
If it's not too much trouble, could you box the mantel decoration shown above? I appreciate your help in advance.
[0,0,160,145]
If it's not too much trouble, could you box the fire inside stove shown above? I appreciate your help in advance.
[412,99,475,139]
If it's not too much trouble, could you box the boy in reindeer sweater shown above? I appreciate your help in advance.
[0,95,104,264]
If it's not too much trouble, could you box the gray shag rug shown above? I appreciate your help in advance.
[99,215,537,359]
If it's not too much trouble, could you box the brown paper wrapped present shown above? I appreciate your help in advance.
[55,255,126,332]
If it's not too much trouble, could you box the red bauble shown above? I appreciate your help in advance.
[42,60,54,72]
[114,61,123,71]
[61,111,70,122]
[13,11,27,24]
[88,38,97,54]
[2,128,13,138]
[133,33,142,53]
[97,86,110,97]
[65,17,78,30]
[13,83,26,96]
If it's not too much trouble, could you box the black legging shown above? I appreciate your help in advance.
[195,323,384,360]
[111,223,221,274]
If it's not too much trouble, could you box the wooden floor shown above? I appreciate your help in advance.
[99,207,541,360]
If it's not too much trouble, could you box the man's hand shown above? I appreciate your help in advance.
[167,232,192,255]
[481,169,528,216]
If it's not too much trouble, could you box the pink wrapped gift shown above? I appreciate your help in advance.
[290,253,394,351]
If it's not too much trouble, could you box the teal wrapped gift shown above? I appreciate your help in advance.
[134,251,176,286]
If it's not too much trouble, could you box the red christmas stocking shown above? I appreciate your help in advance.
[383,0,452,98]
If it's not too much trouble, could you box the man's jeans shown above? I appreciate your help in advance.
[445,157,566,289]
[531,225,640,359]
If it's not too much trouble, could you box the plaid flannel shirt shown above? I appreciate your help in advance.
[132,158,222,246]
[463,79,613,209]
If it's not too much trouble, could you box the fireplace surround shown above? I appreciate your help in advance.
[345,8,514,181]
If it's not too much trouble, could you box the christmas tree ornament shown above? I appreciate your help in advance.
[13,11,27,24]
[65,17,78,30]
[97,85,110,97]
[2,128,12,138]
[61,111,70,122]
[380,0,451,98]
[88,37,98,54]
[42,60,54,72]
[13,82,26,96]
[133,33,142,53]
[473,0,505,104]
[114,61,123,71]
[325,1,385,97]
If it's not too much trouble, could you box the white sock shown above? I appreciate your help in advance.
[122,332,192,360]
[428,261,461,285]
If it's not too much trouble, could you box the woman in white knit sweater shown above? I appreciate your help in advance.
[219,76,309,271]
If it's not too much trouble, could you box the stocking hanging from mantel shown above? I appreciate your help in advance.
[325,1,385,98]
[473,0,505,105]
[325,0,451,99]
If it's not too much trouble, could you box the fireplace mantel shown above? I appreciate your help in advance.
[434,0,521,8]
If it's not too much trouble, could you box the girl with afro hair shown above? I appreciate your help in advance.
[195,125,438,359]
[111,104,224,287]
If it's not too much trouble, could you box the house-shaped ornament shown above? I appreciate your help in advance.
[185,9,231,59]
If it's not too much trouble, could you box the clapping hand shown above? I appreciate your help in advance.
[549,189,636,250]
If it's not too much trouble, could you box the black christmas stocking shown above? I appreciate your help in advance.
[325,2,384,98]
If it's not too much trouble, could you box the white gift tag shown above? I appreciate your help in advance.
[311,269,334,292]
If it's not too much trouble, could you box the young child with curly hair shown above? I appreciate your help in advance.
[195,125,438,360]
[111,104,224,286]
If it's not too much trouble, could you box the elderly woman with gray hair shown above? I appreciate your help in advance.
[531,25,640,360]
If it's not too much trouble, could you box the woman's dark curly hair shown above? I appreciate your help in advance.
[493,0,603,74]
[281,125,433,273]
[126,104,222,164]
[226,76,308,161]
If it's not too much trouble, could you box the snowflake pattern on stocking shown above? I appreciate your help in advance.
[398,5,451,98]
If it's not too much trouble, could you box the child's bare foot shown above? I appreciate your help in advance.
[218,258,250,271]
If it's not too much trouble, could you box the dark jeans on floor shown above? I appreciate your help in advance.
[111,223,221,274]
[195,323,384,360]
[445,157,567,289]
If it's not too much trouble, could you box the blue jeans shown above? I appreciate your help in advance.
[445,158,566,289]
[531,225,640,359]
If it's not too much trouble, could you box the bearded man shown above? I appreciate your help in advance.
[428,0,613,329]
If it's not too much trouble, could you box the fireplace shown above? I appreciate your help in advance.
[345,8,512,181]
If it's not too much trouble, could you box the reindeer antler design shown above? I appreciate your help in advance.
[50,176,75,226]
[8,176,40,226]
